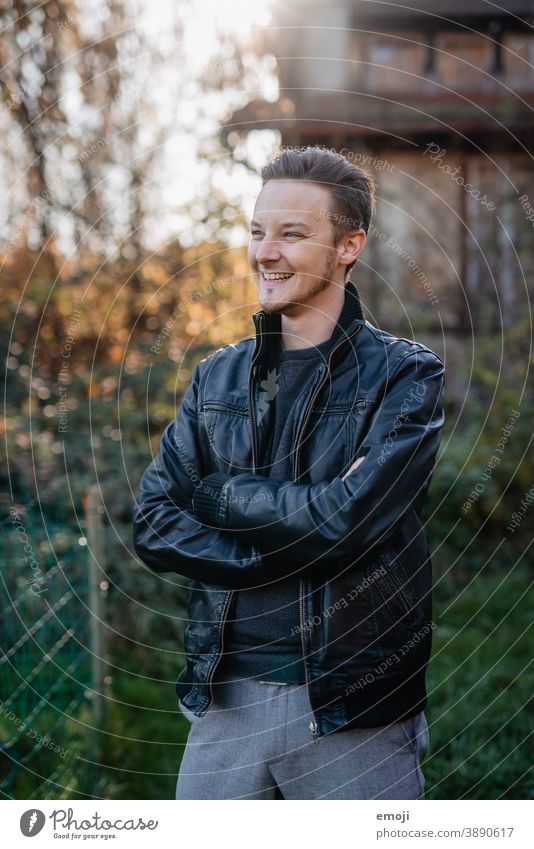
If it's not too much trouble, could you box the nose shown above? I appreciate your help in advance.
[254,236,282,264]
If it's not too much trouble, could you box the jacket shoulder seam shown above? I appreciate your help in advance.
[195,338,254,378]
[388,347,444,384]
[363,323,443,369]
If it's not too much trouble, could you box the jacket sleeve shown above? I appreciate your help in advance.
[191,350,445,567]
[132,363,266,588]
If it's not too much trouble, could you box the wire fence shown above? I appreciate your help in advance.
[0,490,105,799]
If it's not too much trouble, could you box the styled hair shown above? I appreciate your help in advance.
[260,146,376,275]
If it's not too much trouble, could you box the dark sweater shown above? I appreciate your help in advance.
[217,334,333,684]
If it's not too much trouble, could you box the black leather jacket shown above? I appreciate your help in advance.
[132,280,445,736]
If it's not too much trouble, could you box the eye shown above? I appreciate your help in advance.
[250,229,263,237]
[283,232,302,238]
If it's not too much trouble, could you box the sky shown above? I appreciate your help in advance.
[133,0,280,252]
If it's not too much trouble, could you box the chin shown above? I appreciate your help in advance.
[259,299,288,314]
[262,299,303,317]
[258,286,288,312]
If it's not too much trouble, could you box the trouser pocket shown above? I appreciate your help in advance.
[178,699,197,725]
[399,711,429,761]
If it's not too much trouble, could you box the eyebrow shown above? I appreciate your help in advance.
[250,220,312,231]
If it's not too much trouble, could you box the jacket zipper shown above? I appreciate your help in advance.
[204,316,266,712]
[247,313,265,475]
[295,322,364,735]
[204,318,362,719]
[202,589,234,714]
[293,323,363,481]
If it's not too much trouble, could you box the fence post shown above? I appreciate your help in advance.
[85,485,106,729]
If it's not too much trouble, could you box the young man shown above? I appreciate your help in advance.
[133,146,445,800]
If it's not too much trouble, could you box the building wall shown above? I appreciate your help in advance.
[352,148,533,388]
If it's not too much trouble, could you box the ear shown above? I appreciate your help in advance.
[338,229,367,268]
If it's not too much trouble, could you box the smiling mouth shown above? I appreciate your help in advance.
[261,271,295,283]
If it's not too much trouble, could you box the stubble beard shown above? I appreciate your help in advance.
[258,252,338,315]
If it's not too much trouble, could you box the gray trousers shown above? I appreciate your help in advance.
[175,672,429,800]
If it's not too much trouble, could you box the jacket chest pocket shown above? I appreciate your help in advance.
[200,400,252,474]
[299,399,367,483]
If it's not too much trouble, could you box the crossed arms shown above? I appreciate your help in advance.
[132,350,445,588]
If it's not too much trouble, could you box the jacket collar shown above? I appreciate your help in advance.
[252,278,365,362]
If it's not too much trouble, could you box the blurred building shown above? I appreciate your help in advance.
[227,0,534,361]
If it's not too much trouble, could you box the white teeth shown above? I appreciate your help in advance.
[263,272,294,280]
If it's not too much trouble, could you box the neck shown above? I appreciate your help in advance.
[280,280,347,350]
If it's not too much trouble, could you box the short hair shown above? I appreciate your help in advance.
[260,146,376,275]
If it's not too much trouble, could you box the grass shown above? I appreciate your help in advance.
[425,563,533,799]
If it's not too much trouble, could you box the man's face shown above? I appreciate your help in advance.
[247,180,348,315]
